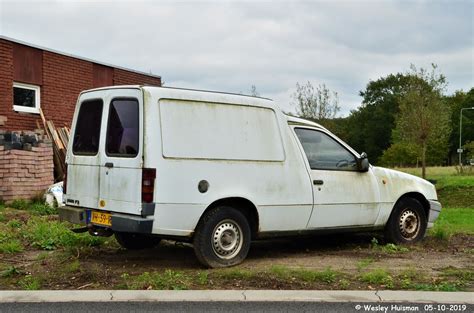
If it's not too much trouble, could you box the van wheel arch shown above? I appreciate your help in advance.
[197,197,259,240]
[394,192,430,219]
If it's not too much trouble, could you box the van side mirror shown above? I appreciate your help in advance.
[357,152,369,172]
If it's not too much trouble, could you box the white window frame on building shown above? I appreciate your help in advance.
[13,82,41,114]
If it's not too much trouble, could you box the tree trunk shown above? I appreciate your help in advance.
[421,142,427,179]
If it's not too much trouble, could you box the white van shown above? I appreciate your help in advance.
[60,86,441,268]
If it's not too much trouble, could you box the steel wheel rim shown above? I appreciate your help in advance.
[399,209,420,240]
[212,219,243,260]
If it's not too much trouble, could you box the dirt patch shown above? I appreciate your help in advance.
[1,233,472,291]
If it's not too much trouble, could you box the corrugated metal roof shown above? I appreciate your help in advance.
[0,35,161,79]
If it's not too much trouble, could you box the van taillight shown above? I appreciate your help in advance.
[63,164,68,195]
[142,168,156,203]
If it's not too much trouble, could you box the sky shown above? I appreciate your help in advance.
[0,0,472,116]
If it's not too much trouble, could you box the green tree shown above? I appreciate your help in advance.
[379,142,418,167]
[445,88,474,165]
[293,82,340,120]
[393,64,451,178]
[344,73,412,163]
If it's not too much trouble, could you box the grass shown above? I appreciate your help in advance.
[439,267,474,282]
[218,268,255,280]
[429,208,474,237]
[120,270,190,290]
[357,258,374,271]
[269,265,339,283]
[8,199,57,216]
[395,166,474,208]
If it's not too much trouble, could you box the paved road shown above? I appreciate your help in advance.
[3,301,472,313]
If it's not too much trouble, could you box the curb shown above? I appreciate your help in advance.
[0,290,472,303]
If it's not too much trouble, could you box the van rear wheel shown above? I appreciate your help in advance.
[114,232,161,250]
[193,206,251,268]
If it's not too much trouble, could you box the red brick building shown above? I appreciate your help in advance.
[0,36,162,130]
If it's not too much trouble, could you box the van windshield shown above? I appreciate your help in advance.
[72,99,103,155]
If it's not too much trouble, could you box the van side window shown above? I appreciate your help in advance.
[294,128,357,171]
[106,98,139,157]
[72,99,103,155]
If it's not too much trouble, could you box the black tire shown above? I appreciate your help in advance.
[193,206,251,268]
[114,232,161,250]
[385,197,427,244]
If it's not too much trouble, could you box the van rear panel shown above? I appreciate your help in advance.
[65,88,144,216]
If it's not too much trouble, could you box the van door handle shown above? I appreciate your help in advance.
[313,180,324,185]
[104,162,114,168]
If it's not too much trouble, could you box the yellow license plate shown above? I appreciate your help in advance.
[91,211,112,227]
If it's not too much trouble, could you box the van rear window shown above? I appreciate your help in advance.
[72,99,103,155]
[106,98,139,157]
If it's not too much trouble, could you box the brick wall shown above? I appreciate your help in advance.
[0,143,54,202]
[0,40,13,126]
[0,38,162,131]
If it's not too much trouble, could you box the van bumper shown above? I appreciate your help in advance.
[58,206,153,234]
[427,200,442,229]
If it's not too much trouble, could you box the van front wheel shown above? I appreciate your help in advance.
[193,206,251,268]
[385,197,427,244]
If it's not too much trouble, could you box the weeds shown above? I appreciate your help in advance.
[0,240,23,254]
[22,218,104,250]
[121,270,190,290]
[357,258,374,271]
[197,272,209,285]
[381,243,409,253]
[218,268,254,280]
[338,278,350,289]
[29,203,57,216]
[9,199,30,211]
[360,268,394,288]
[0,266,21,278]
[439,267,474,282]
[7,219,22,229]
[413,282,461,292]
[371,238,409,253]
[6,199,57,216]
[269,265,338,283]
[18,275,42,290]
[295,267,338,283]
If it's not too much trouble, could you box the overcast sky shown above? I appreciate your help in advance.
[0,0,472,115]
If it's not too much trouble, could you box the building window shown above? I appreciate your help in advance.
[13,82,41,114]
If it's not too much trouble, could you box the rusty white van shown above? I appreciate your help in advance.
[59,86,441,268]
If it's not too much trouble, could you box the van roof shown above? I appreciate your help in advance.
[79,85,325,130]
[80,85,277,110]
[285,115,327,129]
[80,85,273,101]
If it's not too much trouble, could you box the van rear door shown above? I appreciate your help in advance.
[67,96,103,209]
[67,88,143,216]
[99,89,143,215]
